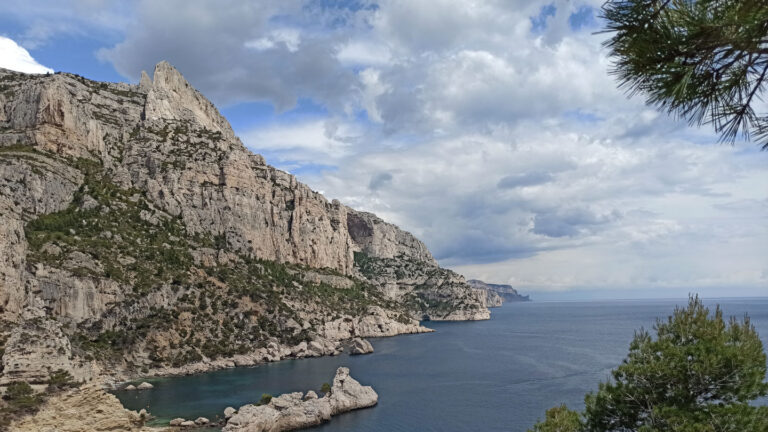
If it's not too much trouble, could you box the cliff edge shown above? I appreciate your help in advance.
[0,63,490,391]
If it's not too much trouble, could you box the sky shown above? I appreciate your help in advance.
[0,0,766,300]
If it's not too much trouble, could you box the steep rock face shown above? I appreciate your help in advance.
[347,211,435,265]
[354,253,490,321]
[484,289,503,308]
[0,63,488,385]
[467,279,530,302]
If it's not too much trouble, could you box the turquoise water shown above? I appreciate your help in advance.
[116,298,768,431]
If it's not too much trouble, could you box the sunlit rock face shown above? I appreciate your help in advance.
[0,63,489,383]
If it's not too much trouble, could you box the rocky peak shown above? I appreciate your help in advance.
[144,61,235,139]
[138,70,152,92]
[0,64,490,386]
[347,211,436,266]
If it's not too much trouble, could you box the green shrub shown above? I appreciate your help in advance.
[3,381,43,412]
[529,405,581,432]
[257,393,273,406]
[47,369,77,391]
[320,383,331,394]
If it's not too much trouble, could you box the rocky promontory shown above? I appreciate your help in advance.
[8,382,163,432]
[468,279,530,303]
[0,61,491,428]
[223,367,376,432]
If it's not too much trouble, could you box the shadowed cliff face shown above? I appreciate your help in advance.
[0,63,489,382]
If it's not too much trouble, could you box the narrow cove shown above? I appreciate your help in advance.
[116,298,768,432]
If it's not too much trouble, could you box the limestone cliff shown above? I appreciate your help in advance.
[0,63,489,388]
[467,279,530,303]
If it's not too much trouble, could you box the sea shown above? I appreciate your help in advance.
[116,298,768,432]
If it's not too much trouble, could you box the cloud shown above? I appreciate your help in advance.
[6,0,766,295]
[498,172,554,189]
[0,36,53,73]
[368,172,393,191]
[0,0,132,49]
[98,0,362,111]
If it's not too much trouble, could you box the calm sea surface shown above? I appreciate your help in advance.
[117,298,768,432]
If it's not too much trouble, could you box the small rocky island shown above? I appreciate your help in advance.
[222,367,376,432]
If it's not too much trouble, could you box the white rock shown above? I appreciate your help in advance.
[349,338,374,355]
[194,416,209,425]
[328,367,378,415]
[169,418,185,426]
[136,381,154,390]
[224,407,236,418]
[124,384,136,391]
[223,367,377,432]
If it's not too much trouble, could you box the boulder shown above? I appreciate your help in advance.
[194,416,209,425]
[224,406,237,418]
[180,420,196,427]
[137,381,154,390]
[124,384,136,391]
[169,417,185,426]
[349,338,374,355]
[328,367,378,415]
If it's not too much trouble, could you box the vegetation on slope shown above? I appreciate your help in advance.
[22,159,408,371]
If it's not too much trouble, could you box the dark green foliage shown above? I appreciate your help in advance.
[528,405,582,432]
[25,158,193,294]
[584,296,768,431]
[601,0,768,149]
[353,251,379,278]
[257,393,273,406]
[1,381,44,425]
[320,382,332,394]
[530,296,768,431]
[46,369,77,392]
[21,156,412,372]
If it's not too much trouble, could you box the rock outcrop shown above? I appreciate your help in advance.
[485,289,504,308]
[468,279,530,303]
[0,63,488,388]
[8,382,163,432]
[223,367,376,432]
[348,337,374,355]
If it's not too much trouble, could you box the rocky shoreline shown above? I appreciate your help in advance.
[221,367,376,432]
[108,312,432,387]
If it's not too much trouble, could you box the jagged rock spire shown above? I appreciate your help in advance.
[143,61,235,138]
[138,70,152,92]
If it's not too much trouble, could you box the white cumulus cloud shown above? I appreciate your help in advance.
[0,36,52,74]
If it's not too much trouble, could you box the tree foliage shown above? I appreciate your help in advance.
[530,405,582,432]
[257,393,273,406]
[529,296,768,431]
[601,0,768,149]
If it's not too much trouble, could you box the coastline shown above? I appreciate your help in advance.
[110,326,435,388]
[110,307,493,387]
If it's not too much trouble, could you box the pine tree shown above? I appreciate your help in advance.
[529,296,768,431]
[601,0,768,149]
